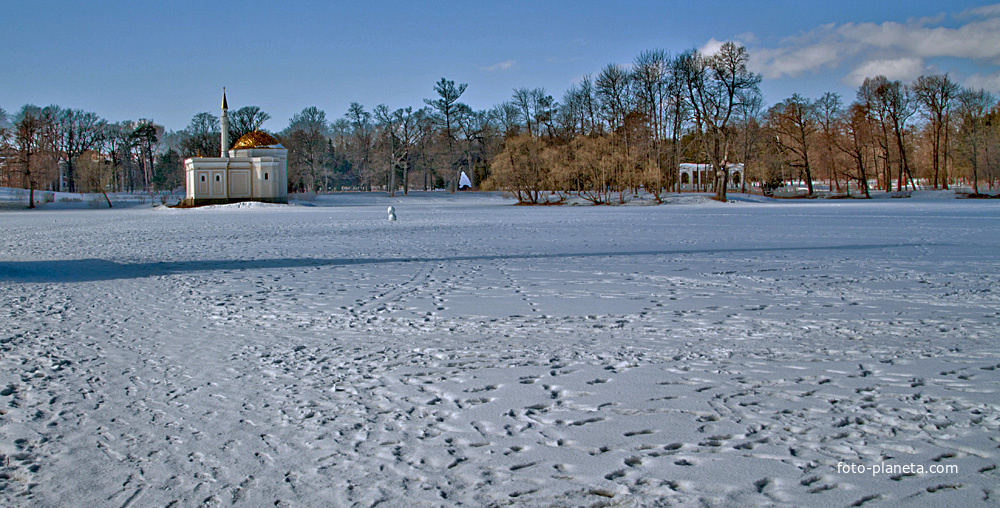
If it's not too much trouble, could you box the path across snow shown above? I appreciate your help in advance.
[1,193,998,507]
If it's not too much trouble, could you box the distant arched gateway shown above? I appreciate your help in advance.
[678,163,743,190]
[181,90,288,207]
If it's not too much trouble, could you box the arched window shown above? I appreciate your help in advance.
[200,175,206,182]
[215,175,221,182]
[681,173,689,184]
[264,172,269,181]
[732,172,741,186]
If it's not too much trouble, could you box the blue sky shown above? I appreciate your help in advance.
[3,0,999,132]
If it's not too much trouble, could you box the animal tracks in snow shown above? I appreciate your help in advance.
[1,195,999,506]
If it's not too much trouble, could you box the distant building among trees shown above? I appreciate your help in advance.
[2,43,999,206]
[180,91,288,207]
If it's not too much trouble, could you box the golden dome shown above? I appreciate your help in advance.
[232,130,280,149]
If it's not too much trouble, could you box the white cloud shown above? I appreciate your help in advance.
[699,38,725,56]
[751,35,842,79]
[965,70,1000,91]
[483,60,516,72]
[734,32,759,45]
[844,58,928,86]
[749,5,1000,81]
[964,3,1000,18]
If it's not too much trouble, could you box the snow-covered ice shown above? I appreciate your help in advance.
[1,192,998,507]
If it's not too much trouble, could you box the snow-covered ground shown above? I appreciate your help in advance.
[1,192,998,507]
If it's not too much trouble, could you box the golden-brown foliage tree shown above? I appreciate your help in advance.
[484,135,550,204]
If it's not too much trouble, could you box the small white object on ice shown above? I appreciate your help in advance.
[387,206,396,221]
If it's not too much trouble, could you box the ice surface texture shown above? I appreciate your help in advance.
[1,193,998,507]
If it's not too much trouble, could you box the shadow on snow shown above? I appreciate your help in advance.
[0,243,935,283]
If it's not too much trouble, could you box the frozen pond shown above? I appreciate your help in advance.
[1,193,999,507]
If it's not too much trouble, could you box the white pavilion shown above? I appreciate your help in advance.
[181,90,288,207]
[679,163,744,190]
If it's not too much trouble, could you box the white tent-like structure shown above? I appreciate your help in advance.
[458,171,473,189]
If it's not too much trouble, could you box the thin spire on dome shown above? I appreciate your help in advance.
[222,87,228,110]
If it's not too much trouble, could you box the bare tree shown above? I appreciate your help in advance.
[58,109,106,192]
[913,74,960,189]
[412,108,438,191]
[858,76,917,191]
[101,122,133,192]
[396,107,423,194]
[0,107,9,136]
[557,86,584,137]
[815,92,843,192]
[491,102,521,137]
[509,88,555,139]
[595,63,632,134]
[679,42,762,201]
[485,134,549,204]
[283,106,330,193]
[229,106,271,146]
[634,52,670,132]
[835,103,875,198]
[129,120,161,192]
[13,106,44,207]
[373,104,398,195]
[37,106,64,190]
[534,92,556,139]
[733,89,764,193]
[880,79,918,190]
[857,77,893,191]
[666,56,690,192]
[153,149,183,192]
[593,64,637,200]
[767,94,818,195]
[373,105,421,196]
[0,107,12,188]
[456,105,492,188]
[179,112,219,158]
[955,88,996,194]
[424,78,468,192]
[569,135,614,204]
[512,88,534,137]
[633,49,671,197]
[345,102,374,191]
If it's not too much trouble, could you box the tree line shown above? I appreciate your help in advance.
[2,42,999,206]
[0,106,166,207]
[486,43,999,202]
